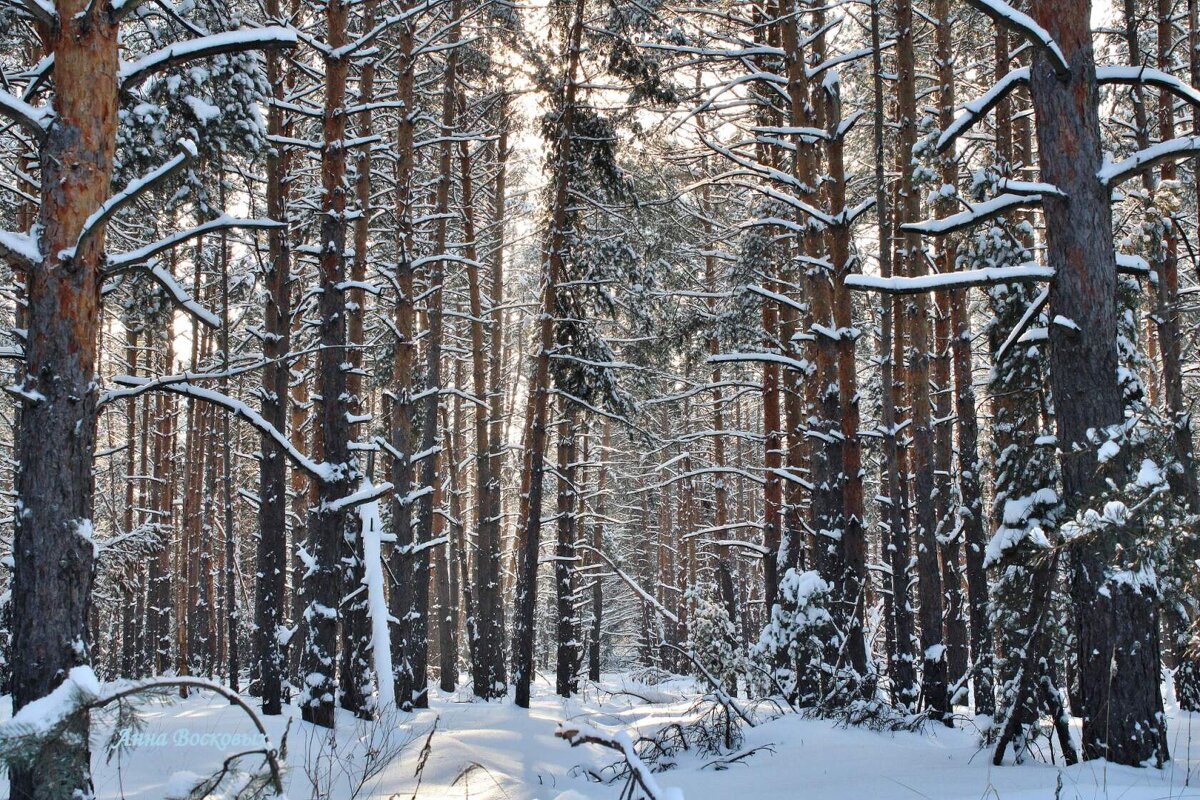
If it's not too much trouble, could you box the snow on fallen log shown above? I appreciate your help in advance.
[556,721,684,800]
[845,264,1054,295]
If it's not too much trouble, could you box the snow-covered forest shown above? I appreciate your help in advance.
[1,0,1200,796]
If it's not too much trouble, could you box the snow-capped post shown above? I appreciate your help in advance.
[0,3,295,797]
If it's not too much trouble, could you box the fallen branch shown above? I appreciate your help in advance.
[556,721,683,800]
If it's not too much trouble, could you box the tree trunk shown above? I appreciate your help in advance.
[1029,0,1168,765]
[514,0,585,708]
[299,0,354,729]
[10,3,120,796]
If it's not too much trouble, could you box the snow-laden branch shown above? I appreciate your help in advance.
[1099,136,1200,186]
[556,721,683,800]
[107,215,283,271]
[710,350,811,373]
[101,260,219,327]
[0,227,40,270]
[936,67,1030,153]
[996,178,1064,197]
[962,0,1069,77]
[807,45,884,80]
[900,193,1043,236]
[0,670,285,795]
[71,142,197,262]
[106,377,333,482]
[320,479,393,513]
[747,284,808,314]
[700,138,828,221]
[0,87,52,137]
[995,287,1050,364]
[120,27,298,89]
[1097,65,1200,107]
[845,264,1054,295]
[109,0,152,21]
[1116,252,1152,276]
[328,0,439,60]
[5,0,55,26]
[579,544,680,625]
[750,124,830,143]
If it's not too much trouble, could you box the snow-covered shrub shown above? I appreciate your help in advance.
[749,569,833,707]
[686,585,743,695]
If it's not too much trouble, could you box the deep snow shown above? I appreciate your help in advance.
[3,672,1200,799]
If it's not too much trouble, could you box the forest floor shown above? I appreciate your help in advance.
[3,673,1200,799]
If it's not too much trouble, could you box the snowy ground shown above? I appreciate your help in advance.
[4,673,1200,799]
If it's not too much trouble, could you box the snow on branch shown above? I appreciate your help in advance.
[556,722,683,800]
[0,227,40,271]
[120,27,298,89]
[962,0,1069,77]
[102,261,220,328]
[579,544,680,625]
[1097,65,1200,107]
[0,87,52,139]
[0,671,284,795]
[71,142,197,262]
[845,264,1054,295]
[328,0,438,61]
[900,193,1042,236]
[107,377,333,483]
[750,124,830,143]
[320,479,394,513]
[807,45,883,80]
[995,287,1050,364]
[107,215,283,272]
[746,283,808,314]
[1099,136,1200,186]
[936,67,1029,153]
[710,350,811,373]
[1116,252,1152,276]
[996,178,1064,197]
[5,0,55,25]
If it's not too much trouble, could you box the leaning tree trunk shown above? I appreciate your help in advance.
[1028,0,1168,766]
